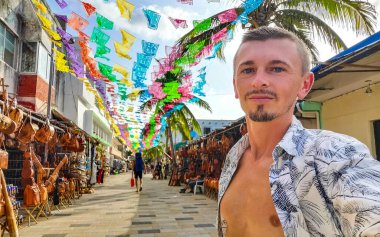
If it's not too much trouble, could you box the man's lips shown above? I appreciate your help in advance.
[248,95,274,101]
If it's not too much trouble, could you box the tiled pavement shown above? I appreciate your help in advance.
[15,173,218,237]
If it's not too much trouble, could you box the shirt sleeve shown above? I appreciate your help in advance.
[329,140,380,236]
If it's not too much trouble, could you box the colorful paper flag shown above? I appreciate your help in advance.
[143,9,161,30]
[94,44,111,60]
[81,1,96,17]
[116,0,135,21]
[90,27,111,45]
[168,17,188,29]
[114,41,132,59]
[113,64,130,78]
[96,13,114,30]
[120,29,136,48]
[54,0,68,9]
[67,12,89,31]
[32,0,47,14]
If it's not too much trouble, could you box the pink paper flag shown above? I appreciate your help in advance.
[217,9,238,23]
[168,17,188,29]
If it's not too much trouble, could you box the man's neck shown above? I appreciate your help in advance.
[247,113,293,161]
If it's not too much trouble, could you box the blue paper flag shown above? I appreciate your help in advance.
[137,53,153,68]
[143,9,161,30]
[142,40,159,56]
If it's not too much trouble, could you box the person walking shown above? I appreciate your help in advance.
[132,152,145,192]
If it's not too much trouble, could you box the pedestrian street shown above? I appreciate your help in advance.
[16,173,218,237]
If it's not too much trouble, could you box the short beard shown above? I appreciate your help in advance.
[248,105,278,122]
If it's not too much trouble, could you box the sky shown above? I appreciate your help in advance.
[46,0,380,123]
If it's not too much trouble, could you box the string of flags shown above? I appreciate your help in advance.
[30,0,264,150]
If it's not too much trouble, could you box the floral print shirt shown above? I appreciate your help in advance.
[218,117,380,237]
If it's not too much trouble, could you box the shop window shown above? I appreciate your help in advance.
[373,120,380,160]
[37,44,51,80]
[0,22,16,68]
[21,42,37,72]
[204,127,211,135]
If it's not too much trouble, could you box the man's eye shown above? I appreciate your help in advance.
[241,68,254,74]
[272,67,285,73]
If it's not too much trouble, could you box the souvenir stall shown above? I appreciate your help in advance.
[0,82,100,234]
[175,117,245,200]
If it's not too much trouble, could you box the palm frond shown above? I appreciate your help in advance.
[275,19,320,60]
[278,0,376,35]
[275,9,347,55]
[188,96,212,112]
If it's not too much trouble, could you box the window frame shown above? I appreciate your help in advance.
[20,41,38,73]
[0,20,18,69]
[36,43,51,81]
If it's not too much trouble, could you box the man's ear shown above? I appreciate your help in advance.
[233,78,239,99]
[298,72,314,99]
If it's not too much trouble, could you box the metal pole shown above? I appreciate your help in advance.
[46,49,55,119]
[44,46,55,163]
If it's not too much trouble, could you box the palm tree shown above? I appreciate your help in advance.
[177,0,377,60]
[143,143,164,161]
[138,69,212,166]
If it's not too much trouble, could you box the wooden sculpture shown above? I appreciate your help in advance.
[45,155,68,193]
[28,151,48,202]
[0,169,18,237]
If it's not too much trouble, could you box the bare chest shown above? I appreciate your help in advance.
[220,155,284,237]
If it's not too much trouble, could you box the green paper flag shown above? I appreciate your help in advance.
[96,13,114,30]
[98,62,117,81]
[174,55,195,67]
[162,81,181,102]
[187,40,206,55]
[91,27,111,45]
[95,44,111,60]
[193,18,212,34]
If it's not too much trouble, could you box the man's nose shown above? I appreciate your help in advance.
[250,69,269,88]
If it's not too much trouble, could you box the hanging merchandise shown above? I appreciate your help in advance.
[142,9,161,30]
[116,0,135,21]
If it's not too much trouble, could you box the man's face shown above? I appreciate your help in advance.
[233,39,314,122]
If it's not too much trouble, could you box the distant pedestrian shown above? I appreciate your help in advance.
[132,152,145,192]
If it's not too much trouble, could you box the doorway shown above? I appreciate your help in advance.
[373,120,380,160]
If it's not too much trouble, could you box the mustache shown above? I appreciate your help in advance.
[244,89,277,99]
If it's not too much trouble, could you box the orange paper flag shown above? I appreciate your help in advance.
[81,1,96,17]
[67,12,89,31]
